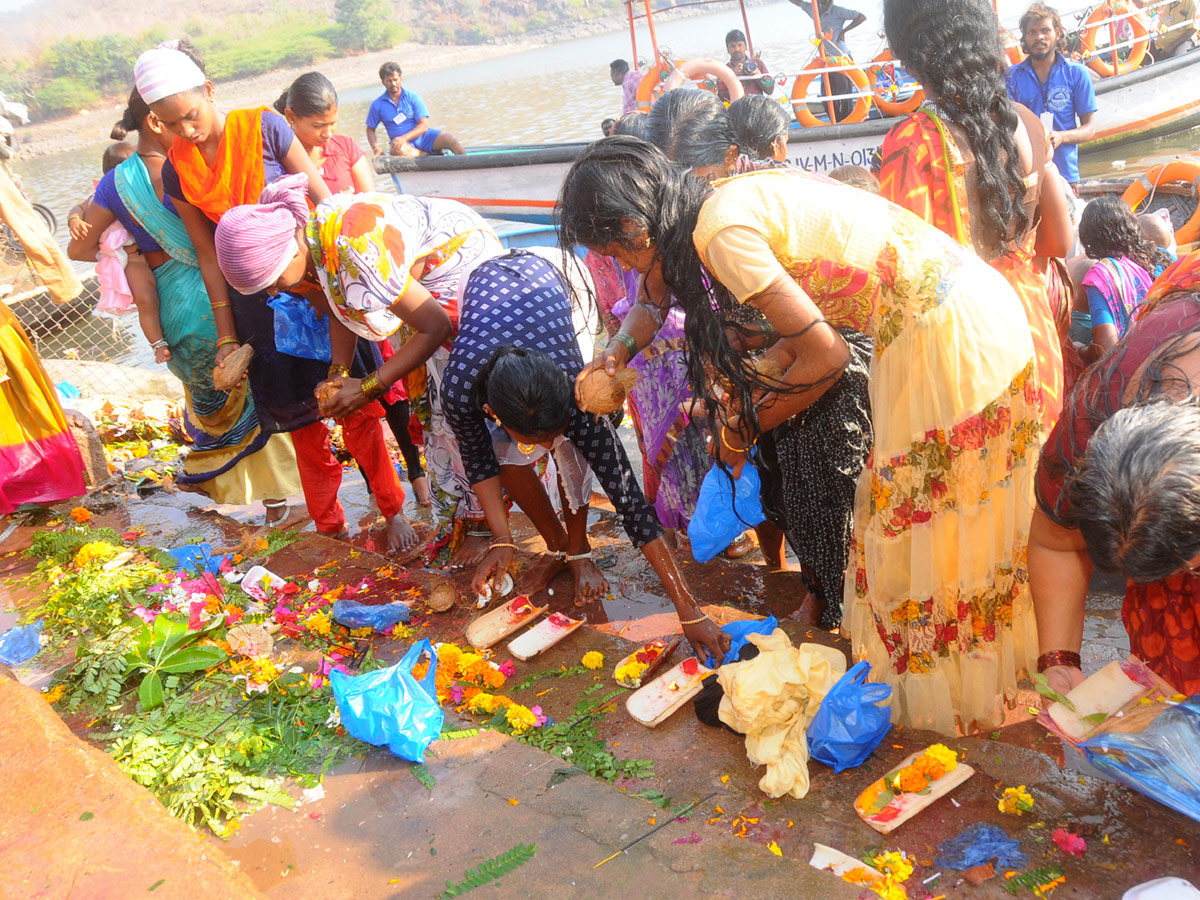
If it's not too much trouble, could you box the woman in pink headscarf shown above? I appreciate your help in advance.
[215,175,431,552]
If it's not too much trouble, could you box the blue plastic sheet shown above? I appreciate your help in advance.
[163,543,233,575]
[331,639,443,763]
[331,599,411,633]
[1081,695,1200,824]
[807,661,892,772]
[0,620,42,666]
[703,615,778,668]
[689,458,766,564]
[935,823,1029,870]
[268,291,331,362]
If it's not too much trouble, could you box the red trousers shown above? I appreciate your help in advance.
[290,402,405,534]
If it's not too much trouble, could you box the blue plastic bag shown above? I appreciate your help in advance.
[702,615,779,668]
[163,543,234,576]
[331,639,444,763]
[935,823,1028,870]
[331,599,411,633]
[268,291,331,362]
[1080,695,1200,824]
[689,458,766,564]
[0,620,42,666]
[807,661,893,772]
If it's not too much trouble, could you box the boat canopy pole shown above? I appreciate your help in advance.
[809,0,838,123]
[739,0,757,60]
[644,0,662,65]
[627,1,639,68]
[1108,5,1119,77]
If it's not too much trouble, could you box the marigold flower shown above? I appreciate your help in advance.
[615,659,648,685]
[911,754,947,781]
[892,766,930,794]
[998,785,1035,816]
[923,743,957,771]
[44,684,67,704]
[69,506,91,523]
[582,651,604,670]
[869,879,908,900]
[303,610,332,636]
[73,541,117,568]
[872,851,913,883]
[505,703,538,734]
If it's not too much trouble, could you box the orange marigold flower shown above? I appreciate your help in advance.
[69,506,91,523]
[892,766,930,794]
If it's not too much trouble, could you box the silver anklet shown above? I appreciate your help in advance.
[567,552,593,562]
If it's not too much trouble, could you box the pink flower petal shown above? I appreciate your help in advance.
[1053,828,1087,857]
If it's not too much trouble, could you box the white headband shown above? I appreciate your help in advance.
[134,47,206,105]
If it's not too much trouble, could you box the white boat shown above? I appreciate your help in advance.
[376,1,1200,224]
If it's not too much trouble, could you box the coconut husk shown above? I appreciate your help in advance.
[315,378,343,416]
[426,577,457,612]
[577,366,638,416]
[213,344,254,391]
[745,354,785,382]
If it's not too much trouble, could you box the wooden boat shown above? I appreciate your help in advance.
[377,1,1200,225]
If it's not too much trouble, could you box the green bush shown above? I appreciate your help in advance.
[34,77,101,117]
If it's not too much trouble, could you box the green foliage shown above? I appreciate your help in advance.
[28,524,123,565]
[334,0,401,51]
[41,34,137,92]
[411,763,436,790]
[437,843,537,899]
[197,20,338,81]
[1003,865,1065,895]
[60,624,138,711]
[124,614,227,710]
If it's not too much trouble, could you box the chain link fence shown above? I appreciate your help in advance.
[2,219,177,402]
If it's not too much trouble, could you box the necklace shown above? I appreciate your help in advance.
[517,442,535,454]
[138,150,166,160]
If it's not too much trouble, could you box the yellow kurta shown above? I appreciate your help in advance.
[694,170,1042,734]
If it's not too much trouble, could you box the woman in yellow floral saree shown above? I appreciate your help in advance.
[559,139,1042,734]
[878,0,1075,431]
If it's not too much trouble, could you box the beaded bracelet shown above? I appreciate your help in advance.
[679,612,709,626]
[151,339,169,351]
[566,552,593,562]
[490,541,518,551]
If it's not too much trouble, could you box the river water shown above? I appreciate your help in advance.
[8,0,1198,367]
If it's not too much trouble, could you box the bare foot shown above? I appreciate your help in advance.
[386,513,419,554]
[516,552,567,596]
[448,531,492,569]
[411,475,432,507]
[568,557,609,607]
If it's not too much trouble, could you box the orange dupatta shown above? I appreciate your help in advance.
[168,106,268,223]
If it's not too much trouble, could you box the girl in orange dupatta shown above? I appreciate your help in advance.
[878,0,1074,432]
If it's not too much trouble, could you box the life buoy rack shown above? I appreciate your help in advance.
[1121,158,1200,244]
[661,58,745,103]
[635,59,682,114]
[790,55,871,127]
[866,50,924,118]
[1082,3,1150,77]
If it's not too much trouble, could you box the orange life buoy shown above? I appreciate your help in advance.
[866,50,924,118]
[1082,3,1149,77]
[635,59,684,114]
[1002,29,1027,65]
[1121,158,1200,244]
[790,55,871,127]
[661,58,745,103]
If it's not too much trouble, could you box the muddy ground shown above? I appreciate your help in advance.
[2,463,1197,898]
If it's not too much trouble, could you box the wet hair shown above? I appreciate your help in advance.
[558,137,832,450]
[727,95,788,160]
[1079,195,1172,275]
[379,62,402,81]
[612,111,650,140]
[828,164,880,193]
[1067,401,1200,583]
[647,89,736,170]
[601,117,617,136]
[101,142,135,173]
[1019,2,1067,54]
[726,28,747,46]
[112,87,152,140]
[472,345,573,439]
[610,58,630,75]
[884,0,1030,256]
[274,71,337,118]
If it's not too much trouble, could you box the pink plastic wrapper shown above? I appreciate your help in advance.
[94,220,134,315]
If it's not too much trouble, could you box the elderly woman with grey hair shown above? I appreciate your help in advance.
[1031,251,1200,700]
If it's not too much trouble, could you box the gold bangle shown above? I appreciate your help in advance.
[360,372,387,401]
[720,425,751,453]
[490,542,518,551]
[328,363,351,379]
[216,336,240,348]
[679,612,709,626]
[210,301,232,310]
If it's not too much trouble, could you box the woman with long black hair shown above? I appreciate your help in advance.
[559,137,1042,734]
[878,0,1074,428]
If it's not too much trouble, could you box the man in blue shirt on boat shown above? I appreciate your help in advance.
[1007,3,1098,193]
[366,62,465,157]
[790,0,866,57]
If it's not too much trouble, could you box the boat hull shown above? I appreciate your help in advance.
[376,49,1200,224]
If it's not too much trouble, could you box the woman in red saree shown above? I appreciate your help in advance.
[878,0,1075,429]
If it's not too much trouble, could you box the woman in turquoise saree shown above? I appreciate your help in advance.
[69,95,298,508]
